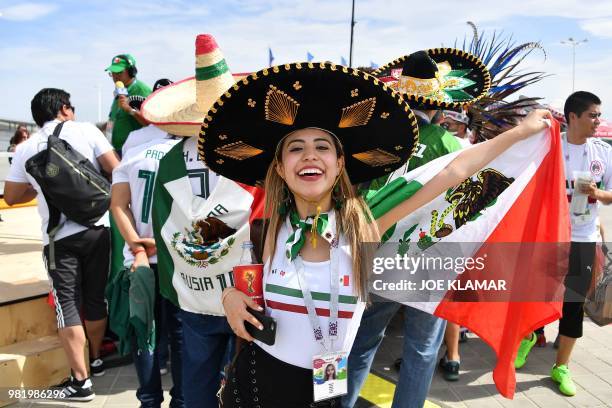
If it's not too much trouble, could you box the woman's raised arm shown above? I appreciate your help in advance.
[376,109,554,235]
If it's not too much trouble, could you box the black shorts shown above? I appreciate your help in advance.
[559,241,595,338]
[43,227,110,328]
[222,342,339,408]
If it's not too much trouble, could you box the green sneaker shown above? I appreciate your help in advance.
[551,364,576,396]
[514,332,537,369]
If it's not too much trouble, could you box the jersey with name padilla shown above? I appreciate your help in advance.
[563,135,612,242]
[257,221,365,369]
[112,135,180,266]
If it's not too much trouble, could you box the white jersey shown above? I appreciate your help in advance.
[562,134,612,242]
[454,135,472,149]
[257,220,365,369]
[6,119,113,245]
[121,125,168,157]
[112,134,180,266]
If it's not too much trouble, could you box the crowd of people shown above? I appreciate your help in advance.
[3,32,609,408]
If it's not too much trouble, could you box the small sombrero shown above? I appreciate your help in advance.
[372,48,491,110]
[141,34,247,136]
[198,63,420,186]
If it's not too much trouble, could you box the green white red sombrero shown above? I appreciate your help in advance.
[141,34,247,137]
[373,48,491,110]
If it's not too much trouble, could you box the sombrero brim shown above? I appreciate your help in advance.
[198,62,420,186]
[141,73,248,137]
[372,48,491,110]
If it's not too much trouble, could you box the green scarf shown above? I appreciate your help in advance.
[285,211,335,260]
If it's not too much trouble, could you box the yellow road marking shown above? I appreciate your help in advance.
[359,372,440,408]
[0,198,37,209]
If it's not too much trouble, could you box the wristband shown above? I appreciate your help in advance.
[221,287,238,305]
[132,246,146,255]
[129,108,138,116]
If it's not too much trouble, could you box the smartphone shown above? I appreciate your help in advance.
[245,307,276,346]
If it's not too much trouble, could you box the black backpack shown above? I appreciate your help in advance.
[25,121,111,238]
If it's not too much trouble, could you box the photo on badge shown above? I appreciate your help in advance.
[312,351,348,402]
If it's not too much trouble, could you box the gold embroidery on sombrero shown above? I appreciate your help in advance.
[352,148,401,167]
[265,85,300,125]
[398,60,476,103]
[214,141,264,161]
[338,98,376,128]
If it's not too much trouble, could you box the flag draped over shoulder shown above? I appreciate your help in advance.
[152,142,264,316]
[367,122,570,398]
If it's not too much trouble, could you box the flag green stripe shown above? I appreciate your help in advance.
[367,178,423,220]
[152,139,189,307]
[266,283,357,304]
[195,59,229,80]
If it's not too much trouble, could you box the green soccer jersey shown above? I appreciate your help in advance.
[362,122,462,198]
[407,123,462,171]
[109,79,152,151]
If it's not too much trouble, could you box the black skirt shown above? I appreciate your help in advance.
[221,342,340,408]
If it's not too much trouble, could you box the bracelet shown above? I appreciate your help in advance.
[129,108,138,116]
[221,287,238,305]
[132,246,146,255]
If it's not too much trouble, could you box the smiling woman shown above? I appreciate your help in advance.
[198,61,551,407]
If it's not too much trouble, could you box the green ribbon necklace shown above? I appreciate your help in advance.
[285,210,336,260]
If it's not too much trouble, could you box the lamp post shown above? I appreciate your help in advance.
[560,37,587,92]
[349,0,355,68]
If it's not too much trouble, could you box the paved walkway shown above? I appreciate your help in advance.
[356,312,612,408]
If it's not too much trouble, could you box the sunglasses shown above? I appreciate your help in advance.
[65,104,76,113]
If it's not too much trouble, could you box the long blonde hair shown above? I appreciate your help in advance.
[263,135,379,300]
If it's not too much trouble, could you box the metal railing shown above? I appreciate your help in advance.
[0,119,37,133]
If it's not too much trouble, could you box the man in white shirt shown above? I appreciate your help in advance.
[4,88,119,401]
[515,91,611,397]
[441,110,472,148]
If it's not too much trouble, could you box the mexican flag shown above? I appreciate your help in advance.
[152,141,264,316]
[367,121,570,398]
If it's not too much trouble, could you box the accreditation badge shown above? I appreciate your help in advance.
[312,351,348,402]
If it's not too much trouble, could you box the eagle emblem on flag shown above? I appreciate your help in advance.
[170,217,236,267]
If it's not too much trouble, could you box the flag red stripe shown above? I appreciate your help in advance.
[266,300,355,318]
[236,182,265,222]
[435,121,570,398]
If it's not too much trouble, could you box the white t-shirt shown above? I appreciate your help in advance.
[257,221,365,369]
[112,133,180,266]
[454,135,472,149]
[563,134,612,242]
[6,120,113,245]
[121,125,168,157]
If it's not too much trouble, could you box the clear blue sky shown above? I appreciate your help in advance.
[1,0,611,123]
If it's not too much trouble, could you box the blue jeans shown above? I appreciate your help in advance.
[179,310,235,408]
[133,297,184,408]
[342,299,446,408]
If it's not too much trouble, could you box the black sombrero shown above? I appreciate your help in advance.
[198,62,420,186]
[372,48,491,110]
